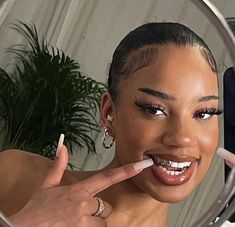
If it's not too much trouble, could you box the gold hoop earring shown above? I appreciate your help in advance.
[102,128,115,149]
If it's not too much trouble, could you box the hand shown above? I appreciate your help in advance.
[10,145,152,227]
[217,147,235,168]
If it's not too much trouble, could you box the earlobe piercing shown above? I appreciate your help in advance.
[107,115,113,122]
[102,115,114,149]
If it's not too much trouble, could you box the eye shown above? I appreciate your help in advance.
[194,107,223,120]
[144,106,166,116]
[194,112,211,120]
[135,101,167,117]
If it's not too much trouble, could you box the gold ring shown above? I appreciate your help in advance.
[92,197,105,216]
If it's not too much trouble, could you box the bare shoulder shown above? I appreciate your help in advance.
[0,149,51,164]
[0,149,52,215]
[0,149,52,180]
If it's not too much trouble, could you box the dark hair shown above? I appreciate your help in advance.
[108,22,217,101]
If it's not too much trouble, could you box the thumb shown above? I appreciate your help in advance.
[41,145,69,188]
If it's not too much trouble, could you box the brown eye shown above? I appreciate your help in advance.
[145,106,166,116]
[135,101,167,117]
[194,107,223,120]
[194,112,212,120]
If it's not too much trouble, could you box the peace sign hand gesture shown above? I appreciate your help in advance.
[10,136,153,227]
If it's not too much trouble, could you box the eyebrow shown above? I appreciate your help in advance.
[138,87,219,102]
[197,95,219,102]
[138,87,175,100]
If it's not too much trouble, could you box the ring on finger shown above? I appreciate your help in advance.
[92,197,105,217]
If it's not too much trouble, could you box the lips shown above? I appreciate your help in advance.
[148,154,199,186]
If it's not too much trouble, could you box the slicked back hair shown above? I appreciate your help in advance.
[108,22,217,102]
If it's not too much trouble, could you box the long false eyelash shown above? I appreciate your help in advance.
[134,100,166,113]
[195,107,223,116]
[135,101,224,118]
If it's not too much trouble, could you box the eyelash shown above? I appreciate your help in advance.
[135,101,223,119]
[193,107,223,120]
[135,101,167,117]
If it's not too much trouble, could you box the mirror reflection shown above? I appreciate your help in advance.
[0,1,234,227]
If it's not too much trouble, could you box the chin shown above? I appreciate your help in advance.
[150,186,195,203]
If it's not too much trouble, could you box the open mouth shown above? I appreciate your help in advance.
[148,154,199,186]
[152,156,192,175]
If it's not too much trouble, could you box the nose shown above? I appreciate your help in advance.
[161,118,197,148]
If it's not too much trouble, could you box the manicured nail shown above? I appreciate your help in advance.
[217,147,235,164]
[56,134,64,157]
[133,158,154,170]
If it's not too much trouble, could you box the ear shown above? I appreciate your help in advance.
[100,92,115,128]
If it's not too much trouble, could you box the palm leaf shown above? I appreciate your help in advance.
[0,21,106,159]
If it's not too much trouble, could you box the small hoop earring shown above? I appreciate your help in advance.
[102,128,115,149]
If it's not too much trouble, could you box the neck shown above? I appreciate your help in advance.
[99,157,169,227]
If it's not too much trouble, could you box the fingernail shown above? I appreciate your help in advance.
[133,158,154,170]
[217,147,235,164]
[56,134,65,157]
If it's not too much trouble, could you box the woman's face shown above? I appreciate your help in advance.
[107,44,220,203]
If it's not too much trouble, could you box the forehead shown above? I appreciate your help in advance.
[120,44,218,99]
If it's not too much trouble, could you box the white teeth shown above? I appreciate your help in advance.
[159,165,186,175]
[172,161,191,168]
[174,171,181,176]
[156,157,191,168]
[170,171,175,176]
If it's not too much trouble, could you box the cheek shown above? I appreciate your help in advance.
[115,116,161,161]
[199,123,218,157]
[197,121,219,177]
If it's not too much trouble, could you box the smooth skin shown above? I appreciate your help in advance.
[100,44,219,226]
[3,145,143,227]
[0,44,220,227]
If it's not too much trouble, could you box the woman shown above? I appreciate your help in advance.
[0,22,226,226]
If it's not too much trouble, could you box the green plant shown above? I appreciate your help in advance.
[0,21,106,159]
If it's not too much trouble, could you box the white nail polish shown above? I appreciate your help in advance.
[56,134,65,157]
[133,158,154,170]
[217,147,235,164]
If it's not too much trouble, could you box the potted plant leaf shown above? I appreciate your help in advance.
[0,21,106,160]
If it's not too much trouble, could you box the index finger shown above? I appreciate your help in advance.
[81,158,153,196]
[41,145,68,188]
